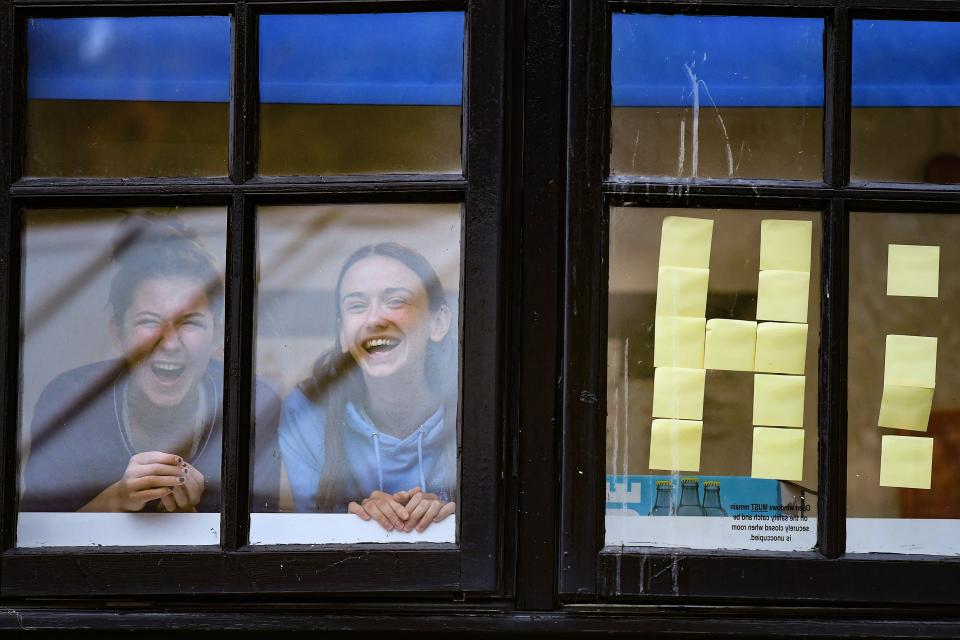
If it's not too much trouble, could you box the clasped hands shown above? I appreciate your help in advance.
[347,487,455,532]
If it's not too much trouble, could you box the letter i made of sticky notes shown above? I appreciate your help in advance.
[653,367,706,420]
[751,427,804,481]
[654,316,706,369]
[704,319,757,371]
[755,270,810,323]
[649,419,703,472]
[659,216,714,270]
[759,219,813,272]
[880,435,933,490]
[754,322,808,375]
[884,334,937,389]
[887,244,939,298]
[753,374,805,428]
[655,266,710,317]
[878,385,934,431]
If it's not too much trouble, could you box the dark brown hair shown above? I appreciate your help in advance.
[108,212,224,326]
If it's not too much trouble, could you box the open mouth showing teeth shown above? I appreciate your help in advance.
[152,362,185,382]
[363,338,400,354]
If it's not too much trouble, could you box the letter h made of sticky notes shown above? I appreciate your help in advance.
[649,419,703,472]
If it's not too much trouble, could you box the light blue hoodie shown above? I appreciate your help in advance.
[279,388,456,512]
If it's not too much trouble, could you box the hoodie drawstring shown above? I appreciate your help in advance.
[417,430,427,494]
[372,433,384,492]
[371,426,429,495]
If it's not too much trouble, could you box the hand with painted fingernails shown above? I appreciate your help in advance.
[159,461,205,513]
[80,451,188,512]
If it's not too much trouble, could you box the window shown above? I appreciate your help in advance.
[2,1,505,597]
[561,0,960,606]
[6,0,960,634]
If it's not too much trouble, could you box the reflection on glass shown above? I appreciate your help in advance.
[250,204,460,544]
[605,208,820,551]
[17,208,280,548]
[26,17,230,177]
[847,212,960,554]
[852,21,960,183]
[611,15,823,180]
[258,13,464,175]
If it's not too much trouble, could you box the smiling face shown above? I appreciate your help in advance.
[338,255,451,382]
[115,276,217,407]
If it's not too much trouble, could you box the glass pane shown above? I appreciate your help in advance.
[847,212,960,554]
[16,208,247,547]
[611,15,823,181]
[259,13,463,176]
[250,204,460,544]
[852,21,960,184]
[605,208,820,551]
[26,17,230,178]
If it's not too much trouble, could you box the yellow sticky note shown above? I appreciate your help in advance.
[880,435,933,490]
[659,216,714,269]
[878,385,934,431]
[751,427,804,481]
[655,267,710,317]
[884,334,938,389]
[649,419,703,472]
[704,319,757,371]
[756,270,810,323]
[654,316,706,369]
[753,374,805,428]
[887,244,939,298]
[653,367,706,420]
[760,219,813,272]
[754,322,808,375]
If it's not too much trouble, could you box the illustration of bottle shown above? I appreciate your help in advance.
[675,478,705,516]
[649,480,674,516]
[702,480,727,517]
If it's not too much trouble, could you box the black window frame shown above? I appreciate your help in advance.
[9,0,960,631]
[0,0,510,599]
[561,0,960,606]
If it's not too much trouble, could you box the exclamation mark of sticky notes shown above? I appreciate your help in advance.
[651,217,713,472]
[877,243,940,489]
[749,220,812,482]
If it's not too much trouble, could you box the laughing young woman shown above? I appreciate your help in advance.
[279,242,457,532]
[21,215,281,513]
